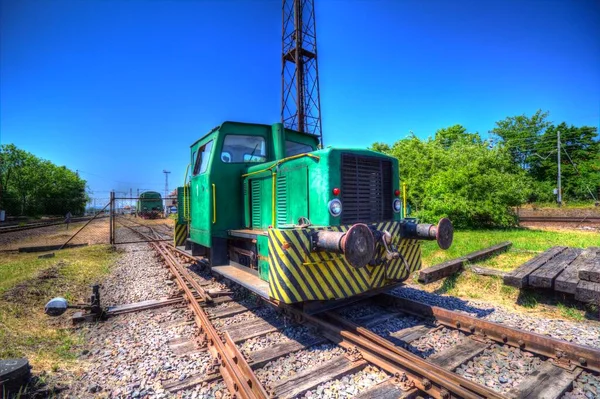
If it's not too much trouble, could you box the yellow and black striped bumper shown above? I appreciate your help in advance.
[267,221,421,304]
[174,222,188,246]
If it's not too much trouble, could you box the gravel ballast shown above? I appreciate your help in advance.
[455,345,543,394]
[391,286,600,349]
[255,344,345,386]
[301,366,389,398]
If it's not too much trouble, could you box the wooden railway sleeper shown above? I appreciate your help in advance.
[152,243,268,399]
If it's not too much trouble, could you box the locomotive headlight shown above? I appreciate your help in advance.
[393,199,401,213]
[328,199,342,217]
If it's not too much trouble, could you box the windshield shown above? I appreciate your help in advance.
[286,140,314,157]
[221,135,267,163]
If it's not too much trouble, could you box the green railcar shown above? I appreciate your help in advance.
[176,121,452,307]
[137,191,163,219]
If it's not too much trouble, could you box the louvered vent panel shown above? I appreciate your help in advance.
[341,154,393,224]
[276,175,288,226]
[251,180,261,228]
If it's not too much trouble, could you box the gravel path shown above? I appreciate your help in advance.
[391,286,600,349]
[101,244,176,306]
[54,239,231,398]
[455,345,543,394]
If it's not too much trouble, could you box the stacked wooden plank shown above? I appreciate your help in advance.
[418,241,512,284]
[504,246,600,304]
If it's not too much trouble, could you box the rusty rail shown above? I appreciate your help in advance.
[155,243,268,399]
[124,224,267,399]
[376,293,600,373]
[276,303,501,399]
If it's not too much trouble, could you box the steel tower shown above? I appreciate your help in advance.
[282,0,323,145]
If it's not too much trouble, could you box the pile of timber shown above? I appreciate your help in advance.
[503,246,600,304]
[418,241,512,284]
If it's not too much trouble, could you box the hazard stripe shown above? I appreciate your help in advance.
[266,222,422,304]
[268,242,293,302]
[272,231,319,300]
[174,223,188,246]
[273,230,316,301]
[268,233,303,302]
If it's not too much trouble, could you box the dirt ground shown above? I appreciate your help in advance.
[0,218,111,251]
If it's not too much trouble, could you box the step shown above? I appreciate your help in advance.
[212,263,269,299]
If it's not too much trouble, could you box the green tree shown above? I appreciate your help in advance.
[0,144,88,216]
[490,109,550,169]
[434,124,482,149]
[372,129,531,228]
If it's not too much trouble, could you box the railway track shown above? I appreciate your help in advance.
[120,224,600,399]
[0,215,103,234]
[519,216,600,224]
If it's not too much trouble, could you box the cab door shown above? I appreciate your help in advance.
[190,139,214,247]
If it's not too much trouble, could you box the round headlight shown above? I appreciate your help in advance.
[393,199,401,213]
[328,199,342,217]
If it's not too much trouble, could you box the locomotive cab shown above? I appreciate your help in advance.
[177,121,453,308]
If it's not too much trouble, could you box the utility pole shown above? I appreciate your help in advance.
[557,130,562,207]
[282,0,323,145]
[163,170,171,211]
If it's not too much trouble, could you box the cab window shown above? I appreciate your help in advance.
[193,140,213,175]
[221,135,266,163]
[286,140,314,157]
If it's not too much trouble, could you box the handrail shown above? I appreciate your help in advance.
[272,172,276,225]
[241,153,320,178]
[183,164,191,222]
[212,183,216,224]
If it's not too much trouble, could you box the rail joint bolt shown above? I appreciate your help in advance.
[421,378,432,390]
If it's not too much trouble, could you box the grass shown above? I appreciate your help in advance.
[415,228,599,322]
[0,245,119,374]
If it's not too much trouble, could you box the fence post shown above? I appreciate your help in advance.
[109,191,114,245]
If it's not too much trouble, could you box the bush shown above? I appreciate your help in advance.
[372,128,532,228]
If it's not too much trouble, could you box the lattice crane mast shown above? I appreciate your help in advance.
[281,0,323,146]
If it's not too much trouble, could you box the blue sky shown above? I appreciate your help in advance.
[1,0,599,200]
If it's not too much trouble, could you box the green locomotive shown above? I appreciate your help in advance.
[176,121,453,306]
[137,191,164,219]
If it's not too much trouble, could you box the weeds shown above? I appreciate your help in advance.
[0,245,118,373]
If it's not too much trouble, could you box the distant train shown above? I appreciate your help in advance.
[136,191,163,219]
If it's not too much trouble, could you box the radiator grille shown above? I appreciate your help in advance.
[276,175,287,226]
[251,180,261,227]
[341,153,393,224]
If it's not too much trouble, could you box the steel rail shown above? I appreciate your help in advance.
[519,216,600,223]
[276,303,502,399]
[121,224,267,399]
[155,243,268,399]
[0,216,102,234]
[377,293,600,373]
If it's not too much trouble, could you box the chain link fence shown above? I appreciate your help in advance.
[0,198,111,252]
[0,194,175,252]
[111,195,174,245]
